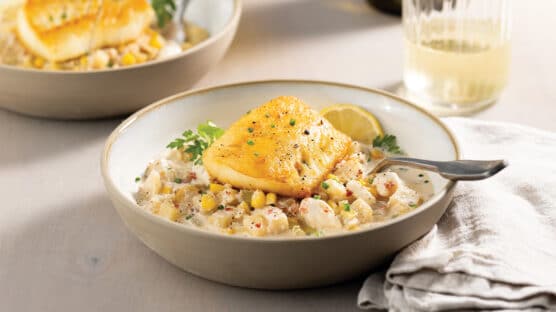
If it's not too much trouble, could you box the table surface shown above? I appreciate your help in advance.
[2,0,555,311]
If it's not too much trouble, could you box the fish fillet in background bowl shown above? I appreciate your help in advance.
[0,0,241,119]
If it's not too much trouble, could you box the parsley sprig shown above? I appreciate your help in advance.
[152,0,176,28]
[167,121,224,165]
[373,134,403,154]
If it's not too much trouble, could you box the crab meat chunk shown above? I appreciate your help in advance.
[298,198,342,230]
[346,180,376,205]
[372,172,403,197]
[388,185,421,213]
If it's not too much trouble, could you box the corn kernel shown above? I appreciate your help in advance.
[161,185,172,194]
[158,201,180,221]
[209,183,225,193]
[80,55,88,66]
[149,33,163,49]
[200,193,217,213]
[370,148,384,160]
[32,57,45,68]
[121,52,136,66]
[265,192,277,205]
[327,200,340,214]
[222,227,234,235]
[251,190,266,209]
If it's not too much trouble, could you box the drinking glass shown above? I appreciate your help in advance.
[402,0,512,116]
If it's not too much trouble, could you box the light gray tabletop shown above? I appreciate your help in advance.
[1,0,554,311]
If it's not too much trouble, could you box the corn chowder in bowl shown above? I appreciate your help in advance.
[135,96,434,238]
[102,80,458,289]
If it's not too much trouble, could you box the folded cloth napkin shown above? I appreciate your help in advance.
[358,118,556,311]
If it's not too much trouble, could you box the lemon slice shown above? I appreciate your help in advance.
[321,104,384,144]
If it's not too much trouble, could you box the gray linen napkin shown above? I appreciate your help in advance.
[358,118,556,311]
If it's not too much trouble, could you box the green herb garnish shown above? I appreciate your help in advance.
[247,140,255,146]
[217,205,224,210]
[247,127,254,133]
[270,124,276,128]
[313,194,321,200]
[174,178,182,183]
[289,119,296,126]
[135,177,141,182]
[343,203,350,211]
[409,204,417,208]
[372,134,403,154]
[185,214,193,220]
[152,0,176,28]
[321,181,329,190]
[166,121,224,165]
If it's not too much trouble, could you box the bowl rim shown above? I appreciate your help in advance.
[0,0,242,75]
[101,79,461,243]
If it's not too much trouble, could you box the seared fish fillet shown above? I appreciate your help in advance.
[203,96,352,198]
[17,0,153,61]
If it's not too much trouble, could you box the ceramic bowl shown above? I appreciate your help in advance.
[101,80,460,289]
[0,0,241,119]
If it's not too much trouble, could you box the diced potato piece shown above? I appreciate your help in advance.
[158,201,180,221]
[388,185,421,214]
[243,214,268,237]
[346,180,376,205]
[209,210,233,228]
[298,198,342,230]
[340,210,359,230]
[200,193,218,213]
[323,179,347,200]
[372,172,402,197]
[251,190,266,209]
[143,170,162,195]
[254,207,289,235]
[237,201,250,213]
[351,198,374,223]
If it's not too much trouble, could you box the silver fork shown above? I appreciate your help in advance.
[164,0,190,43]
[370,157,508,180]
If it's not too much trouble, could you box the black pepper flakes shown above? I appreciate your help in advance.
[303,129,310,135]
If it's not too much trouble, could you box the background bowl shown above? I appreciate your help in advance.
[101,80,460,289]
[0,0,241,119]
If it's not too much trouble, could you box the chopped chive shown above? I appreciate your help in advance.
[217,205,224,210]
[107,60,114,68]
[424,180,430,184]
[265,113,270,118]
[313,194,321,200]
[343,203,351,211]
[321,181,330,190]
[270,124,276,128]
[418,173,424,177]
[254,152,259,157]
[289,119,296,126]
[174,178,182,183]
[409,204,417,208]
[61,12,67,20]
[247,139,254,145]
[368,177,374,184]
[185,214,193,220]
[247,127,254,133]
[135,176,141,182]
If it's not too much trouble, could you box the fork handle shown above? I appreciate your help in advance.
[372,157,508,181]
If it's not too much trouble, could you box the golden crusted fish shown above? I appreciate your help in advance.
[17,0,153,61]
[203,96,352,198]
